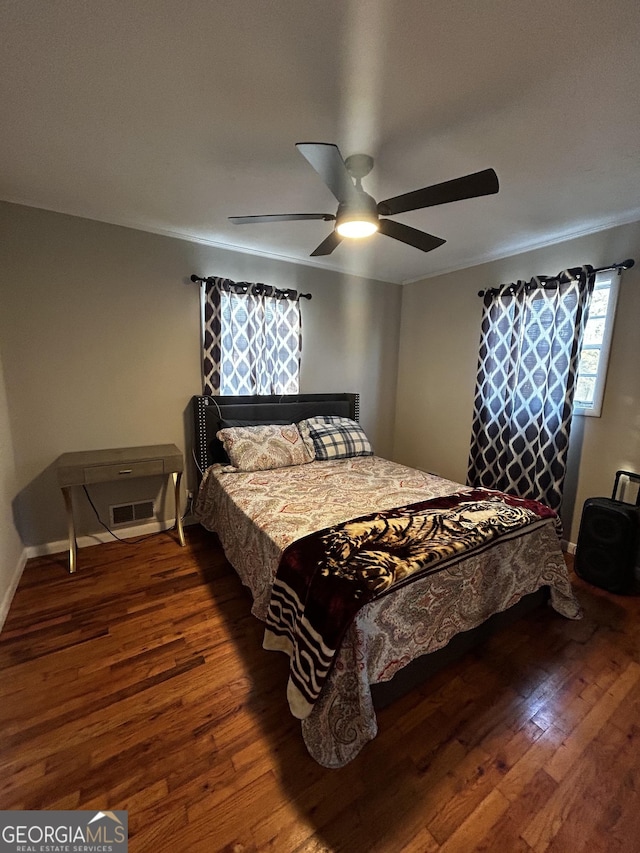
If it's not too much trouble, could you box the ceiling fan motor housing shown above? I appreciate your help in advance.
[344,153,374,180]
[336,190,379,229]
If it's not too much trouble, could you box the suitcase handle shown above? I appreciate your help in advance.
[612,470,640,505]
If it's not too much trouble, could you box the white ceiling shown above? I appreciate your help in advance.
[2,0,640,284]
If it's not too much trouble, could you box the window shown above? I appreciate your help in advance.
[201,277,302,396]
[574,270,620,417]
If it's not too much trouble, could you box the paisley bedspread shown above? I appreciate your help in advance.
[263,489,559,719]
[195,457,582,767]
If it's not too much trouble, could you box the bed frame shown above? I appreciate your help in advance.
[191,391,548,708]
[192,392,359,478]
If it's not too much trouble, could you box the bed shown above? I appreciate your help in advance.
[192,393,582,768]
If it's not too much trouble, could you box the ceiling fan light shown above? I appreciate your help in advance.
[335,190,380,239]
[335,215,379,239]
[336,219,379,239]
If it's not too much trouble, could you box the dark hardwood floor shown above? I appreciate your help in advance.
[1,526,639,852]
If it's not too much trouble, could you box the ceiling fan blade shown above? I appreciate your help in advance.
[310,230,343,257]
[378,219,446,252]
[296,142,356,203]
[378,168,499,216]
[229,213,335,225]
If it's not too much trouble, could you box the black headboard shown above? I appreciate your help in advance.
[192,392,359,476]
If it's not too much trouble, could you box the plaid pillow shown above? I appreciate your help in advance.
[299,416,373,460]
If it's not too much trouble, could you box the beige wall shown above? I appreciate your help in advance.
[0,346,25,624]
[2,195,637,574]
[0,201,401,551]
[394,220,640,544]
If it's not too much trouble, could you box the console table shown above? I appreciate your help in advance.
[56,444,186,573]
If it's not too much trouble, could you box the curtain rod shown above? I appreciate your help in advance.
[189,274,312,300]
[477,258,635,298]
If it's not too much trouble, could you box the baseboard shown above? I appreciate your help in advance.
[25,515,197,560]
[0,548,28,633]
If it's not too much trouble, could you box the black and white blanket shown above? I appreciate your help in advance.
[263,488,559,718]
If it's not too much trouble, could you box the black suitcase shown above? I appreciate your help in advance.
[575,470,640,594]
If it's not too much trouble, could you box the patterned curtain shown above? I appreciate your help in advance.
[467,266,595,512]
[202,277,302,395]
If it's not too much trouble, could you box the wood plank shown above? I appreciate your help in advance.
[521,717,630,852]
[543,660,640,782]
[437,788,512,852]
[2,533,640,852]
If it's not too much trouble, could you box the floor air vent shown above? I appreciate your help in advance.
[110,500,155,526]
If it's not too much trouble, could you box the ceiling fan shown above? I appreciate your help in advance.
[229,142,499,257]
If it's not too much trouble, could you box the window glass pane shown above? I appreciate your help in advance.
[589,288,610,316]
[578,348,600,375]
[583,316,606,346]
[574,271,620,416]
[575,374,596,406]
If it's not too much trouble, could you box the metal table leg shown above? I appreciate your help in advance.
[173,471,186,546]
[61,486,77,573]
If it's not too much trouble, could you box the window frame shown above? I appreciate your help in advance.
[573,270,620,418]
